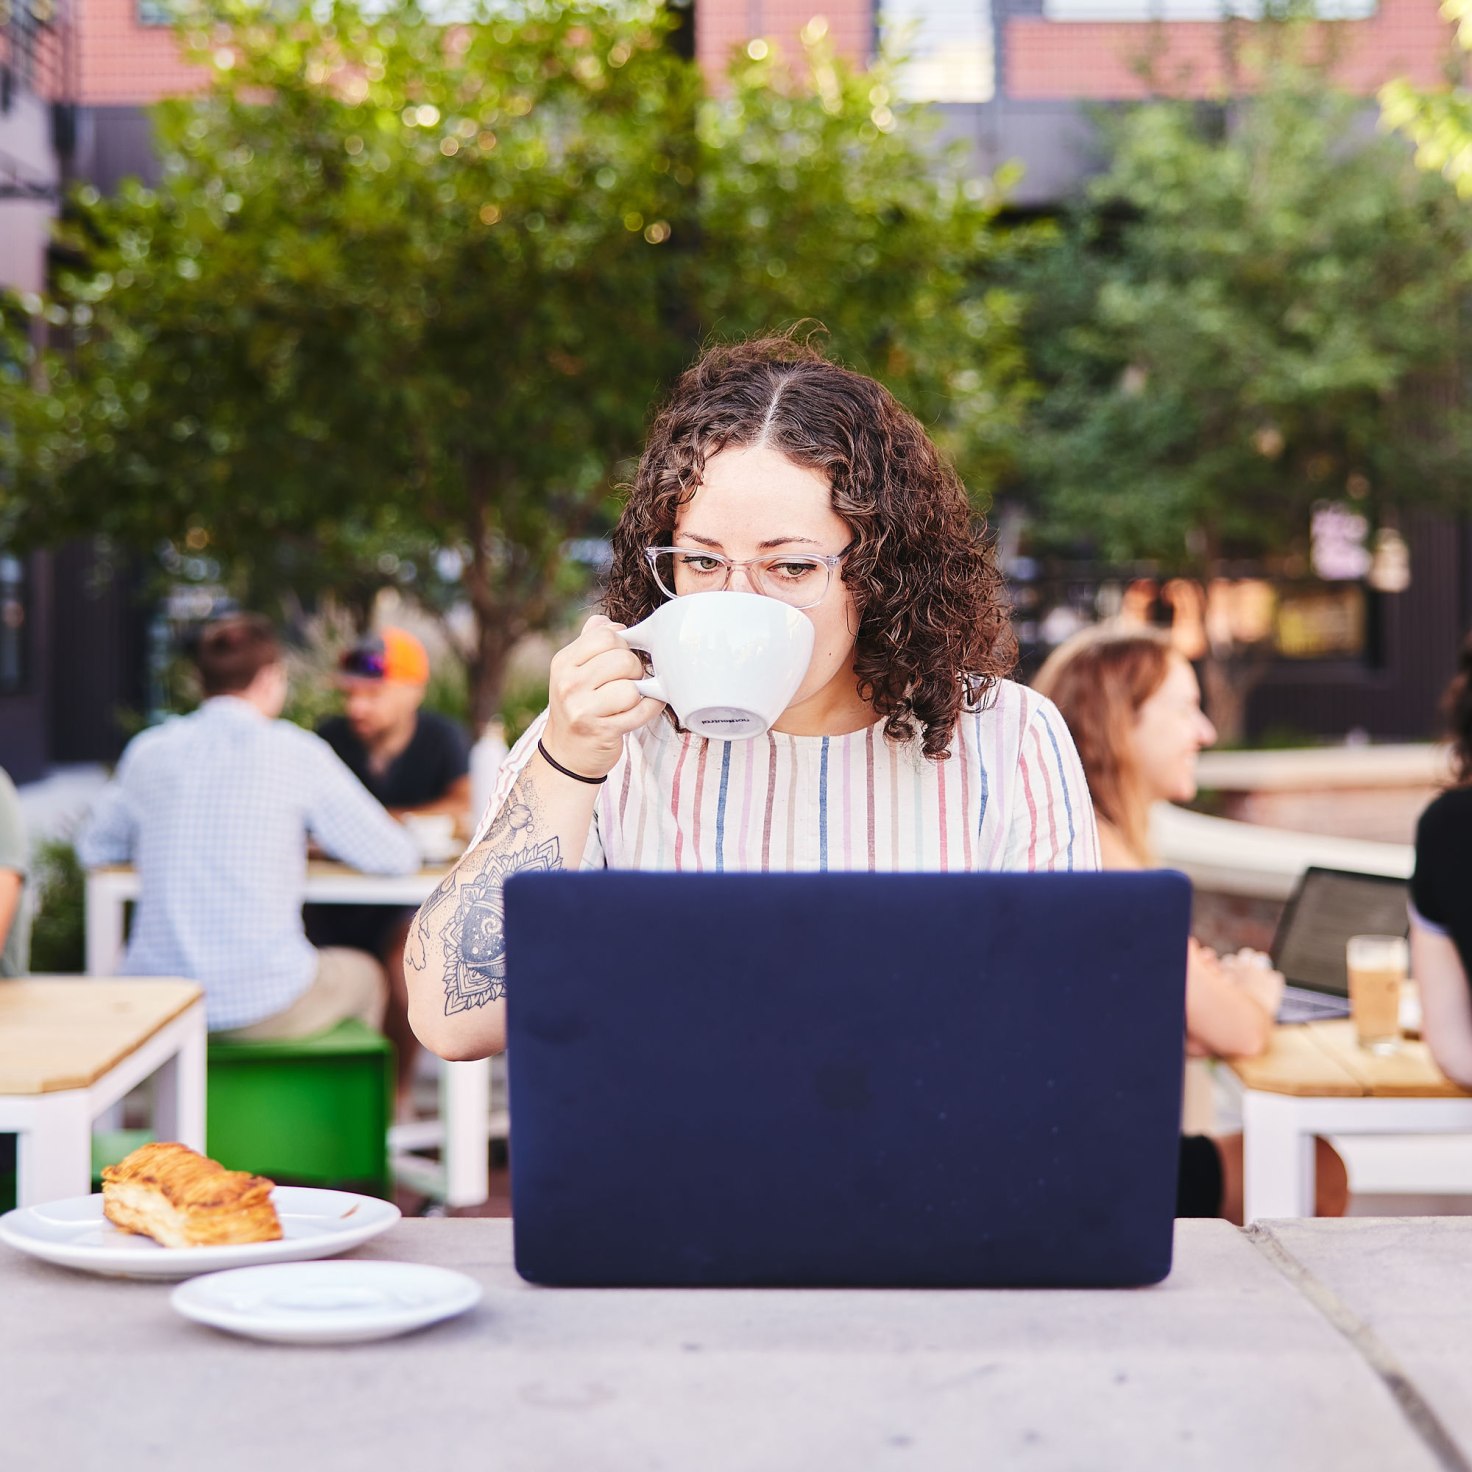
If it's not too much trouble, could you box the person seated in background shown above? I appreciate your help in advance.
[305,626,471,1114]
[1033,624,1348,1221]
[76,614,421,1063]
[0,765,30,978]
[1410,633,1472,1088]
[316,628,472,831]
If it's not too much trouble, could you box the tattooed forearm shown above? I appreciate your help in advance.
[440,835,561,1014]
[404,777,526,974]
[403,771,567,1016]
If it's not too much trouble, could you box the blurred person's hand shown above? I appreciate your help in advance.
[1185,939,1278,1057]
[1218,948,1286,1020]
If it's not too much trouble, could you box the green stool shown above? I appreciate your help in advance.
[205,1019,394,1198]
[91,1128,154,1186]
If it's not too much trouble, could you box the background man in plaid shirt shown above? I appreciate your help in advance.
[78,615,421,1080]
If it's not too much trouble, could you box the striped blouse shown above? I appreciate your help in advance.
[477,679,1099,874]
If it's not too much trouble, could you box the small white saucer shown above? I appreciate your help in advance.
[172,1260,482,1345]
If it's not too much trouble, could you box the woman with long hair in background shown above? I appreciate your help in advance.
[1035,624,1348,1221]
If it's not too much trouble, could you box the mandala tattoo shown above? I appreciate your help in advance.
[440,838,562,1013]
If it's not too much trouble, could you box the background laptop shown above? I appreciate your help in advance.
[505,870,1191,1289]
[1273,866,1411,1024]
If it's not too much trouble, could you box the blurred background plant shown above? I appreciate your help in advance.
[1005,40,1472,741]
[692,22,1034,494]
[28,837,86,974]
[1379,0,1472,196]
[11,2,1462,755]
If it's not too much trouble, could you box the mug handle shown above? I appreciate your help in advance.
[615,627,665,704]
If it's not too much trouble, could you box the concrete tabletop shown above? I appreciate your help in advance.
[0,1217,1458,1472]
[1256,1217,1472,1467]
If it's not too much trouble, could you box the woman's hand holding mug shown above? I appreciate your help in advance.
[542,616,665,781]
[542,593,818,782]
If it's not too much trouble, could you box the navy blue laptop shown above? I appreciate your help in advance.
[506,871,1191,1289]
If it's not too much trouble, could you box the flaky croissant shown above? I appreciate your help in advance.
[101,1141,282,1248]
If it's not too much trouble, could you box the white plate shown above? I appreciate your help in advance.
[172,1260,481,1344]
[0,1187,401,1281]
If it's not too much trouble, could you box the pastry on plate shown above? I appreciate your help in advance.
[101,1141,282,1248]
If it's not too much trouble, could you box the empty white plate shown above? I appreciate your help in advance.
[172,1259,482,1344]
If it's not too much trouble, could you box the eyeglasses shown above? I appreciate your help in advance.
[643,545,849,610]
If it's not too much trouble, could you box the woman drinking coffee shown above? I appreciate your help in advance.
[405,335,1097,1060]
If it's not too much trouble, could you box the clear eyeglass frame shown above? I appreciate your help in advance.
[643,545,849,611]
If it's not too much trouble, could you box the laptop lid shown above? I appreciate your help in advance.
[1271,866,1410,997]
[506,870,1191,1289]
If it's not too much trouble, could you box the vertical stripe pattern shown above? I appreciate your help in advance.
[472,681,1099,877]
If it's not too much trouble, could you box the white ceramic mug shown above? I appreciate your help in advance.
[618,591,815,740]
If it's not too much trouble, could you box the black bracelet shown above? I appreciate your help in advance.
[536,737,607,786]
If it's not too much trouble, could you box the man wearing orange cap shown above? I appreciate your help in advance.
[306,627,472,1112]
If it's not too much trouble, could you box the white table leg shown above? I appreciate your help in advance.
[151,1003,207,1152]
[1242,1088,1316,1223]
[16,1093,93,1205]
[441,1059,492,1208]
[84,872,127,976]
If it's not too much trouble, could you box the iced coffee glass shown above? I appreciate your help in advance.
[1346,934,1408,1054]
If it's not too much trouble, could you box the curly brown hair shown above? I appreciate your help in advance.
[603,336,1016,759]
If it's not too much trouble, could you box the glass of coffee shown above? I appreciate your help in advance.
[1346,934,1408,1054]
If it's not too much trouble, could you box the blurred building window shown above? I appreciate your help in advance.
[1043,0,1374,16]
[1274,585,1367,660]
[136,0,171,26]
[0,555,28,695]
[2,0,60,93]
[882,0,994,103]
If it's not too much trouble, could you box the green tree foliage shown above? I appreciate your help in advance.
[1016,64,1472,736]
[696,30,1031,490]
[1380,0,1472,197]
[6,0,696,726]
[0,0,1029,727]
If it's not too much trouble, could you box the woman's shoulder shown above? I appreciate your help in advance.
[1417,785,1472,847]
[967,675,1039,717]
[1096,819,1142,870]
[958,677,1064,745]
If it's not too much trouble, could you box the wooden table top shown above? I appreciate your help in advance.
[90,859,454,879]
[0,977,203,1095]
[1228,1019,1472,1099]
